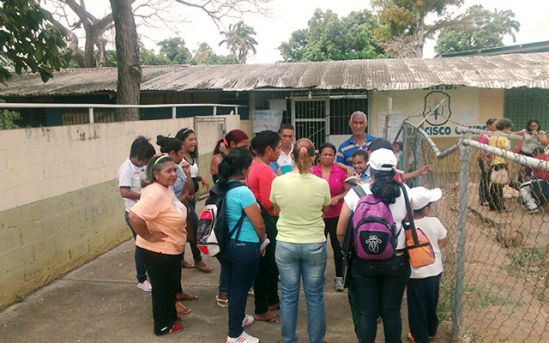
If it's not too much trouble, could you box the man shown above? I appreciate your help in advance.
[337,111,376,167]
[270,123,295,175]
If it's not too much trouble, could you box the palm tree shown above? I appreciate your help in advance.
[491,9,520,42]
[219,21,258,64]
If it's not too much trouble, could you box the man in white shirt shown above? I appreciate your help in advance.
[118,136,155,292]
[271,124,295,175]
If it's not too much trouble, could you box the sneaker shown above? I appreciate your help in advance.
[242,314,255,328]
[226,331,259,343]
[137,280,152,292]
[158,324,183,336]
[335,277,344,292]
[527,207,539,214]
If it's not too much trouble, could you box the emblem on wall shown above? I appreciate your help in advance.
[423,91,452,126]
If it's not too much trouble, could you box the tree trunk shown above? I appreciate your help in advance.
[84,33,96,67]
[110,0,141,121]
[415,9,425,58]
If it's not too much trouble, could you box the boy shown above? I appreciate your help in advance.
[118,136,155,291]
[407,187,448,343]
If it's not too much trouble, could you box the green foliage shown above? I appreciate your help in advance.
[158,37,191,64]
[219,21,258,64]
[435,5,520,54]
[279,9,384,62]
[0,0,68,82]
[0,109,21,129]
[190,42,238,65]
[371,0,464,57]
[140,48,171,65]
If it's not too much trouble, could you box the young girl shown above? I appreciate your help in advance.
[407,187,448,343]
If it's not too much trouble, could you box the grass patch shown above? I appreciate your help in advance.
[437,276,454,322]
[465,286,522,310]
[508,247,547,276]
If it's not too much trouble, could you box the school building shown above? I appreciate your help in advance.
[1,51,548,309]
[1,51,548,148]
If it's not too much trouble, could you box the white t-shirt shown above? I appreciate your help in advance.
[118,158,145,212]
[277,146,293,167]
[410,216,447,279]
[344,183,409,250]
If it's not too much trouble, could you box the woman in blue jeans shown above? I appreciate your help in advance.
[337,148,411,343]
[270,138,332,343]
[217,147,267,343]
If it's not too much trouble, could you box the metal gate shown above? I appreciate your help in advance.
[291,98,329,149]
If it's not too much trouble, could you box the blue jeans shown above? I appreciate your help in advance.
[221,239,261,338]
[275,241,327,343]
[124,211,147,283]
[352,254,411,343]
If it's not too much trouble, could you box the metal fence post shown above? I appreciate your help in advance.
[88,107,94,123]
[172,106,177,119]
[452,139,471,343]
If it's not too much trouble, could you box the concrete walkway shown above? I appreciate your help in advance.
[0,239,428,342]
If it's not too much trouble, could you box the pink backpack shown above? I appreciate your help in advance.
[351,187,399,260]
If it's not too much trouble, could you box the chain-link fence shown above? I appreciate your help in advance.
[400,121,549,343]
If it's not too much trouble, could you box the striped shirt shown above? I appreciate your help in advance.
[336,134,376,166]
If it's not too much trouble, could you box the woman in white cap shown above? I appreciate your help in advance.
[336,148,411,343]
[406,187,448,343]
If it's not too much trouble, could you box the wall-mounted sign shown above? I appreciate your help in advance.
[423,91,452,126]
[253,110,283,133]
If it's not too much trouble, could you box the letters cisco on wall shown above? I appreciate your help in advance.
[409,86,485,137]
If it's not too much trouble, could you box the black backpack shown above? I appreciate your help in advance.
[197,181,246,256]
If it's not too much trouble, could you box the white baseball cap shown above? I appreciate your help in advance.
[410,187,442,210]
[368,148,398,172]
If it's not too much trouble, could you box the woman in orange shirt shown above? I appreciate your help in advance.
[129,155,187,336]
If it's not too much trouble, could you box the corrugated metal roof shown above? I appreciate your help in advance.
[1,52,549,97]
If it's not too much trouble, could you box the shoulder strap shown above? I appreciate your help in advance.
[400,184,420,245]
[352,185,367,198]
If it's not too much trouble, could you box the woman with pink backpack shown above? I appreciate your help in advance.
[337,148,411,343]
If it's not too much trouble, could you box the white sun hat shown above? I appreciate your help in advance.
[410,187,443,210]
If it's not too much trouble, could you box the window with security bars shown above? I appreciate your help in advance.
[329,98,368,135]
[504,88,549,130]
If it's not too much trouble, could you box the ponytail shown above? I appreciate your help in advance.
[370,169,401,205]
[292,138,315,174]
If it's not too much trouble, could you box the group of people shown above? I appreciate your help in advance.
[478,118,548,214]
[117,111,449,343]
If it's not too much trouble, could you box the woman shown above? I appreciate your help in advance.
[176,127,212,273]
[247,130,281,323]
[210,129,250,307]
[218,147,267,343]
[478,118,498,206]
[311,142,348,292]
[488,118,514,212]
[270,138,331,343]
[128,155,187,336]
[156,136,197,312]
[519,119,548,157]
[336,148,411,343]
[211,129,249,183]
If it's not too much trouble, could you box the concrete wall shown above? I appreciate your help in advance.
[0,115,241,309]
[370,87,505,147]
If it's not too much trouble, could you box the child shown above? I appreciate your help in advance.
[407,187,448,343]
[345,150,370,187]
[118,136,156,292]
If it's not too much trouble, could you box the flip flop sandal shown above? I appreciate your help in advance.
[175,302,192,315]
[254,312,280,323]
[195,261,213,273]
[177,292,199,301]
[181,260,194,269]
[216,294,229,308]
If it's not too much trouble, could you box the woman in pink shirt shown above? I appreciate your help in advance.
[129,155,187,336]
[311,142,348,292]
[247,130,282,323]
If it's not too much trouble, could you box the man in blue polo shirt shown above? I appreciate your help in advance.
[336,111,376,167]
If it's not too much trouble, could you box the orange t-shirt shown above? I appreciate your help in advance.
[131,182,187,255]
